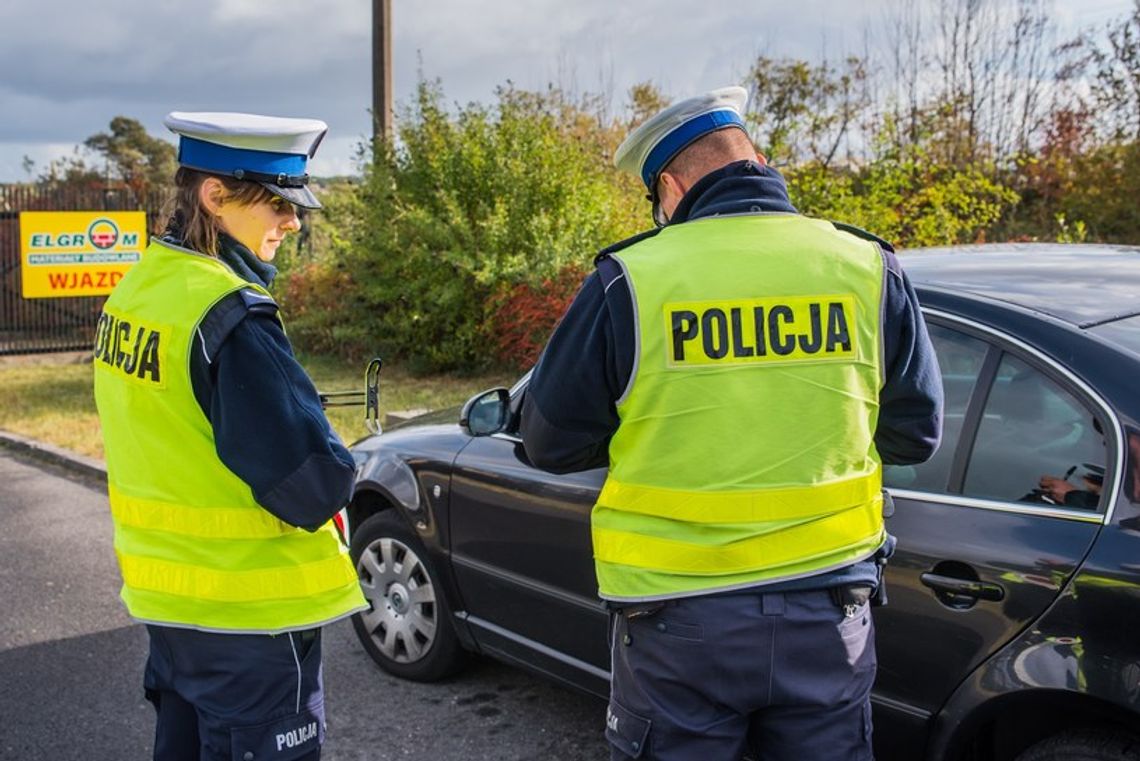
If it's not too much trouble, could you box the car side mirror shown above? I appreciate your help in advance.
[460,387,511,436]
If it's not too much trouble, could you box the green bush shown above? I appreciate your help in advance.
[283,80,644,372]
[786,125,1019,249]
[1059,142,1140,243]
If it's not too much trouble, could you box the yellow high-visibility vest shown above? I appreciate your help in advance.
[594,215,887,601]
[93,239,365,632]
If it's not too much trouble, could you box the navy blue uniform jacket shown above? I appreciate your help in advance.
[520,161,944,592]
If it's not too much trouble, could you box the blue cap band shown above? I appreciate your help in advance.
[177,136,308,178]
[640,110,746,189]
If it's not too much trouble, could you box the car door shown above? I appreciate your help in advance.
[874,313,1114,749]
[448,388,610,688]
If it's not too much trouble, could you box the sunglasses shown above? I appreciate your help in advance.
[268,196,301,216]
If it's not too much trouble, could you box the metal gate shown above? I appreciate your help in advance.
[0,185,168,355]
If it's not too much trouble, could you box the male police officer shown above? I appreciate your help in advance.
[94,113,366,760]
[521,86,943,760]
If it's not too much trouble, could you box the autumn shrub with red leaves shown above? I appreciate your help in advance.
[487,265,587,370]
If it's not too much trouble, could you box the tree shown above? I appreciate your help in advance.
[1087,0,1140,140]
[84,116,177,199]
[24,147,102,187]
[745,55,870,168]
[627,81,671,129]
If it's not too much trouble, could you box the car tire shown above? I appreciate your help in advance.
[349,510,466,681]
[1016,730,1140,761]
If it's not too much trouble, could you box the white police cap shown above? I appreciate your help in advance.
[614,86,749,190]
[163,111,328,209]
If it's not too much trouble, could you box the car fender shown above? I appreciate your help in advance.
[351,450,454,553]
[354,454,421,516]
[925,572,1140,760]
[348,444,483,655]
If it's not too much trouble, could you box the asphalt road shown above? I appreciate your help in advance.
[0,450,609,760]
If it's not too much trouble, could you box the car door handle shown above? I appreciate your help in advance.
[920,573,1006,602]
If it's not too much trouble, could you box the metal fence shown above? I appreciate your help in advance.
[0,184,168,355]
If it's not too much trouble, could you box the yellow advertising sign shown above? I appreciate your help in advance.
[20,211,147,299]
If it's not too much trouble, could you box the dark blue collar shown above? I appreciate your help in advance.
[217,233,277,289]
[670,160,798,224]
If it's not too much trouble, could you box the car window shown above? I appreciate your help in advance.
[506,386,527,434]
[963,354,1108,510]
[883,323,990,493]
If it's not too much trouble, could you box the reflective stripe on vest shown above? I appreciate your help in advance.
[592,494,882,575]
[118,551,360,603]
[596,471,881,524]
[595,214,886,601]
[94,239,365,632]
[109,485,293,539]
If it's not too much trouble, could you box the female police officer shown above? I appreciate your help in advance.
[93,112,366,761]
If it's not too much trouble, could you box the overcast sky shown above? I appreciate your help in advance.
[0,0,1133,182]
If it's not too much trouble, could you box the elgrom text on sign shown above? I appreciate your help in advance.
[20,211,147,299]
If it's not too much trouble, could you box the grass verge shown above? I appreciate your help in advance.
[0,352,514,459]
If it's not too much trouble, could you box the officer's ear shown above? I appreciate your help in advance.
[199,177,228,217]
[659,171,685,198]
[657,171,690,221]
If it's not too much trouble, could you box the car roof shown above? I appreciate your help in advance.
[900,243,1140,328]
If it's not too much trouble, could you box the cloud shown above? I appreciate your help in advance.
[0,0,1134,181]
[0,142,80,183]
[0,0,371,157]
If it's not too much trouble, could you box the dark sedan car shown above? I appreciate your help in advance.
[345,244,1140,761]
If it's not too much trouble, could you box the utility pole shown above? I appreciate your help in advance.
[372,0,393,142]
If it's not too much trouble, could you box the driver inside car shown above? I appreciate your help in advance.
[1038,467,1104,509]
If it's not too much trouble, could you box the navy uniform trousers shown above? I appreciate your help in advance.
[605,589,876,761]
[144,625,325,761]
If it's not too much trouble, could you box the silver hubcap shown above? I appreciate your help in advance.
[356,536,438,664]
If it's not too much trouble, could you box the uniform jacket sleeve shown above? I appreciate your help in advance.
[190,296,355,531]
[875,250,944,465]
[520,266,633,473]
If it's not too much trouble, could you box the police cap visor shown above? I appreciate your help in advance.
[260,181,322,210]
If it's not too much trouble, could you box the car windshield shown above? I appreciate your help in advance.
[1088,313,1140,357]
[510,369,534,397]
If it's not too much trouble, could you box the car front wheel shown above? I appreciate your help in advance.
[349,510,465,681]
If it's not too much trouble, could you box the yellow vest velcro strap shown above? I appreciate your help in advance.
[592,499,883,575]
[118,551,359,603]
[597,472,881,524]
[109,486,297,539]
